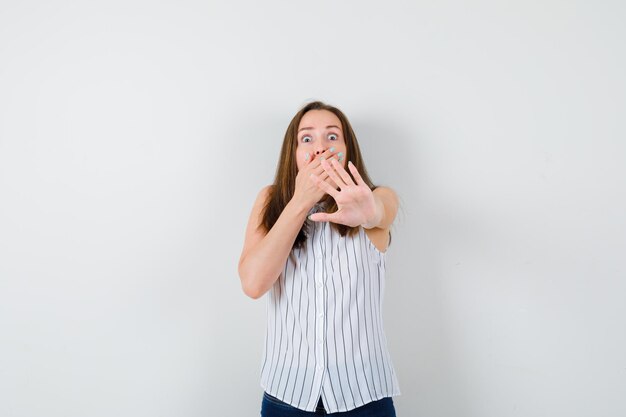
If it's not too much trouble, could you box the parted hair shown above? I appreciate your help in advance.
[260,101,378,249]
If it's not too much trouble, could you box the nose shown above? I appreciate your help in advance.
[314,144,326,155]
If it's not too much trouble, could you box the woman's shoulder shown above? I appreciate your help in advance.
[372,186,399,209]
[372,185,397,195]
[248,185,274,214]
[256,184,274,201]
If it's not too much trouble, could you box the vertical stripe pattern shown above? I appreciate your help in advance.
[259,203,401,413]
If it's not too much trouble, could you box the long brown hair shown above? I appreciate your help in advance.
[261,101,378,249]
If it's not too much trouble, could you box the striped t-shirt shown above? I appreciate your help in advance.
[259,202,401,413]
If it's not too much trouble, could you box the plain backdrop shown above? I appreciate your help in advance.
[1,1,625,416]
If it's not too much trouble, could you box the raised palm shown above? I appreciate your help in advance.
[308,159,379,228]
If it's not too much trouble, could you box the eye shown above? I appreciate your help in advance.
[301,135,312,143]
[328,133,338,141]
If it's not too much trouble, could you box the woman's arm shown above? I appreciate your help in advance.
[238,148,339,299]
[237,186,310,299]
[361,186,399,253]
[365,186,399,230]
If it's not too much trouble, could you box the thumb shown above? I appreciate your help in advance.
[309,212,334,222]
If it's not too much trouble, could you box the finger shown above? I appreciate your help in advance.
[316,168,339,190]
[330,158,356,186]
[321,147,339,157]
[325,173,339,190]
[310,170,335,190]
[317,170,334,188]
[311,147,338,165]
[321,158,347,189]
[311,172,340,198]
[310,211,348,225]
[347,160,366,187]
[307,156,324,171]
[303,152,313,165]
[309,212,337,222]
[306,155,329,173]
[310,163,326,175]
[305,149,333,166]
[313,177,339,198]
[309,151,340,175]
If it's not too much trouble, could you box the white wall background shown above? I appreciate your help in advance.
[1,1,625,416]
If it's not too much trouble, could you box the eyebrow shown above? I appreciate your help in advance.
[298,125,342,133]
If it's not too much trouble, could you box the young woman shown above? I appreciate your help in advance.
[238,101,401,416]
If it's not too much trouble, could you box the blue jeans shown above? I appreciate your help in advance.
[261,392,397,417]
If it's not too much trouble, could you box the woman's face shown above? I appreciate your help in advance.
[295,109,347,172]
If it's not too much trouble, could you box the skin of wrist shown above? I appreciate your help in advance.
[287,197,314,217]
[361,194,384,229]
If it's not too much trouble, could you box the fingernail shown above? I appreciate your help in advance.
[338,152,343,158]
[305,152,310,160]
[320,156,326,161]
[330,147,336,152]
